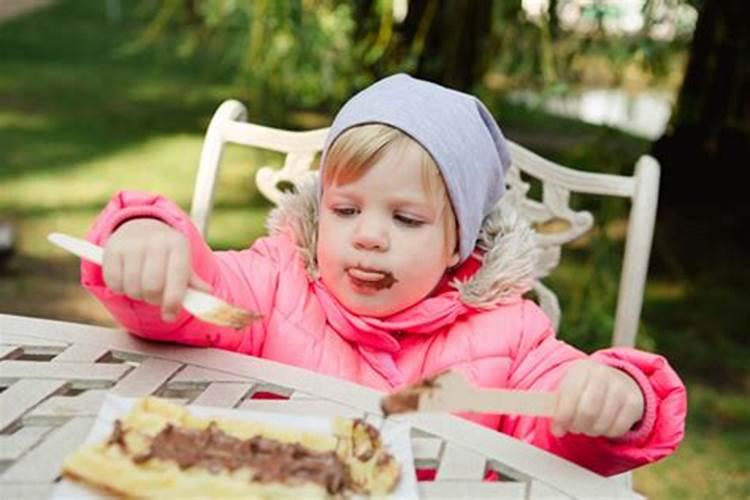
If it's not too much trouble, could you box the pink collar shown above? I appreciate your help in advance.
[313,281,471,353]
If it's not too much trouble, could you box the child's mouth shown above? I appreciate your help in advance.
[347,267,398,290]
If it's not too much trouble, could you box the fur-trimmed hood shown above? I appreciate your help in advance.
[266,179,539,309]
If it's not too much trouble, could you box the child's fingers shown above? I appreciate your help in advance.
[552,367,589,437]
[141,246,168,305]
[589,389,624,437]
[161,245,190,321]
[570,377,607,435]
[102,248,124,293]
[122,248,145,300]
[605,404,638,438]
[605,392,643,438]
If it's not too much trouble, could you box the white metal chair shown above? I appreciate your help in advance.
[191,99,660,350]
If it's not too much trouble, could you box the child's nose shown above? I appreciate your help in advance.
[352,218,389,251]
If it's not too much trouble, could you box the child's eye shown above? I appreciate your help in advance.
[332,207,358,217]
[394,214,424,227]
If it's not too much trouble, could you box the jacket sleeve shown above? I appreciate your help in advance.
[500,300,687,476]
[81,190,283,356]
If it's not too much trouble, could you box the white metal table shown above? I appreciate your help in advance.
[0,313,641,499]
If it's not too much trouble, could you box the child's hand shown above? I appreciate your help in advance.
[103,218,212,322]
[551,359,644,439]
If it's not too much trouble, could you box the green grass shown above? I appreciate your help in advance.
[1,2,748,498]
[0,1,275,321]
[635,383,750,499]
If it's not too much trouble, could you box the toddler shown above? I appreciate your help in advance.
[82,74,686,476]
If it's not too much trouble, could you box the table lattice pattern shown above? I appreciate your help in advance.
[0,314,640,499]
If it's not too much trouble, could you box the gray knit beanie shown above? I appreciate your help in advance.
[320,73,512,263]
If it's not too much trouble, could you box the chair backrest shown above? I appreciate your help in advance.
[191,99,660,348]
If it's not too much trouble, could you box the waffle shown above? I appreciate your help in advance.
[62,397,400,498]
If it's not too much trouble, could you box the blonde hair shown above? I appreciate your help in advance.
[322,124,458,253]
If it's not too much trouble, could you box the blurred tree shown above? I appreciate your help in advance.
[652,0,749,268]
[132,1,529,102]
[390,0,499,90]
[132,0,363,123]
[132,0,691,106]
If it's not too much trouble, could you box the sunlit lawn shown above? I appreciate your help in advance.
[635,384,750,498]
[1,2,748,498]
[0,133,275,322]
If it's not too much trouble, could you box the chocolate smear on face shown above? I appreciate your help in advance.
[350,270,398,290]
[368,272,397,290]
[130,422,352,495]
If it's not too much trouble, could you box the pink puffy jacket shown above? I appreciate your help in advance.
[82,184,686,476]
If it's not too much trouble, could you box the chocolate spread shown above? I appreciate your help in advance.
[350,420,379,461]
[381,373,441,416]
[117,421,352,494]
[380,391,420,416]
[107,420,127,450]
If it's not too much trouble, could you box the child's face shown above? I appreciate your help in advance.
[317,141,460,317]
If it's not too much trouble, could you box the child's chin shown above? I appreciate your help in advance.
[341,297,399,318]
